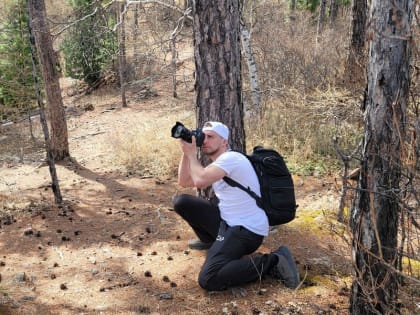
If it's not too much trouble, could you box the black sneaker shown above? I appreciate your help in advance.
[271,246,300,289]
[188,238,212,250]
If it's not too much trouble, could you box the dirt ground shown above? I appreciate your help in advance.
[0,78,352,315]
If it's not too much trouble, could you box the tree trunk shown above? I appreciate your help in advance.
[193,0,245,153]
[28,0,69,161]
[118,2,127,107]
[171,34,178,98]
[317,0,327,34]
[240,22,261,121]
[289,0,296,22]
[343,0,368,91]
[27,0,62,204]
[329,0,338,24]
[350,0,412,312]
[134,3,139,39]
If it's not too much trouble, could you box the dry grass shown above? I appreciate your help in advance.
[108,110,195,178]
[103,85,363,179]
[246,87,364,175]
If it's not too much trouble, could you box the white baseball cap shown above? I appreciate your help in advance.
[202,121,229,140]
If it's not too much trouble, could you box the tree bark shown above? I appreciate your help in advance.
[28,0,69,160]
[350,0,412,312]
[27,0,62,204]
[193,0,245,153]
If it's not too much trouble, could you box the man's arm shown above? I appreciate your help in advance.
[186,151,226,189]
[178,138,226,189]
[177,153,194,187]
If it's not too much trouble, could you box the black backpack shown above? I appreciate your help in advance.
[223,146,297,226]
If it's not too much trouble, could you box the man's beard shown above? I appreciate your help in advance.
[202,146,218,156]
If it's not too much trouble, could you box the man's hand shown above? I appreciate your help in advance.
[179,136,197,158]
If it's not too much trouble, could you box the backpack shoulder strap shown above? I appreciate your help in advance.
[222,176,260,201]
[222,149,261,202]
[223,150,261,202]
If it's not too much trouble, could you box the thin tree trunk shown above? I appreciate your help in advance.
[317,0,327,34]
[171,34,177,98]
[344,0,368,90]
[329,0,338,24]
[28,0,69,161]
[240,22,261,120]
[118,2,127,107]
[350,0,412,312]
[133,3,140,67]
[27,1,62,204]
[134,3,139,40]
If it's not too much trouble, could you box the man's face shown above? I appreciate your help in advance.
[201,131,226,155]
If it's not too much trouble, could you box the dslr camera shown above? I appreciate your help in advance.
[171,121,205,147]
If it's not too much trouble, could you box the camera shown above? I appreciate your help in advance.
[171,121,205,147]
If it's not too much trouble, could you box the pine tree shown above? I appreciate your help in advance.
[0,0,37,120]
[60,0,117,86]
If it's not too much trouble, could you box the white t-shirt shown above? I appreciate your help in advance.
[210,151,269,236]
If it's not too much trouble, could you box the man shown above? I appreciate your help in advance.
[172,121,299,291]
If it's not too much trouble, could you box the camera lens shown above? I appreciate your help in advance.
[172,125,184,138]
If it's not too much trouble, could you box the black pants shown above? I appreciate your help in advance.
[173,194,278,291]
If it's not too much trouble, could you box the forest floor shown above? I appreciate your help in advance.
[0,77,353,315]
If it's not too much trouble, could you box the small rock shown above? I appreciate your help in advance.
[158,292,173,300]
[16,272,26,282]
[19,296,35,302]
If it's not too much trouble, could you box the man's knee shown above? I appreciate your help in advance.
[198,270,225,291]
[198,272,213,291]
[172,194,191,214]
